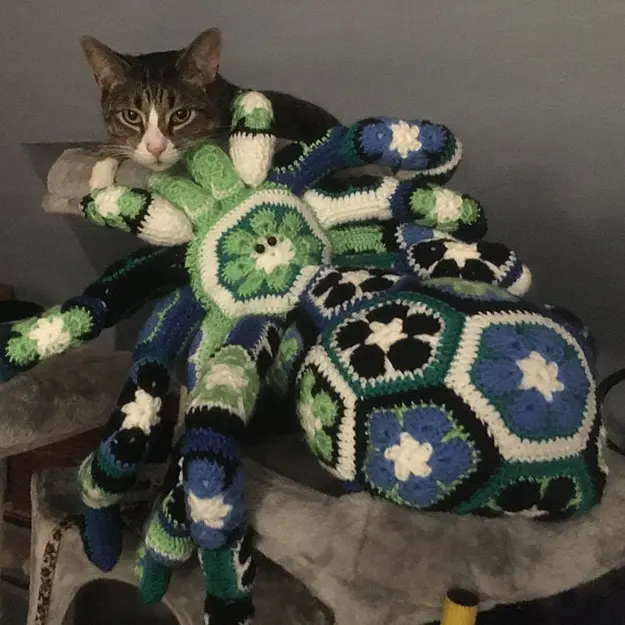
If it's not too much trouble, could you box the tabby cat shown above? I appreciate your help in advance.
[81,28,340,170]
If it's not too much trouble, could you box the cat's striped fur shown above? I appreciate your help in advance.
[81,28,340,170]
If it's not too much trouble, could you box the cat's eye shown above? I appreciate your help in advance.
[171,108,194,125]
[120,109,141,126]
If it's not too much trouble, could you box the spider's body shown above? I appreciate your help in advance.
[0,92,606,625]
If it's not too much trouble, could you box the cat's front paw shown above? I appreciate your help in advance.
[89,157,120,190]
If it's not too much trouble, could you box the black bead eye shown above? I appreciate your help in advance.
[254,243,266,254]
[171,108,194,125]
[120,109,141,125]
[267,236,277,246]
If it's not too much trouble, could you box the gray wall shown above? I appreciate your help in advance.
[2,2,625,388]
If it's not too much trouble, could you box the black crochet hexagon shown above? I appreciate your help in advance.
[312,269,397,310]
[407,239,513,284]
[334,301,441,380]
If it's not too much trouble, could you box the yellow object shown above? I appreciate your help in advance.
[440,589,479,625]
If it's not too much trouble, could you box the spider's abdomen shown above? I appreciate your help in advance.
[294,269,605,521]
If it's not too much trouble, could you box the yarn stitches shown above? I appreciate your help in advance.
[0,90,606,625]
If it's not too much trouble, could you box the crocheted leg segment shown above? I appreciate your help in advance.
[314,177,486,241]
[82,184,193,246]
[324,216,531,295]
[182,316,282,623]
[0,244,188,381]
[138,443,195,604]
[79,286,203,571]
[200,527,256,625]
[267,116,462,194]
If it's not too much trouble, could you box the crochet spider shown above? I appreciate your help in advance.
[0,92,605,625]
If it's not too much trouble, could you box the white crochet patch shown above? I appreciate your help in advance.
[138,196,193,245]
[297,345,358,480]
[187,491,232,528]
[303,176,399,227]
[230,132,276,187]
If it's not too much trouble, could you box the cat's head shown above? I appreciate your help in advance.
[81,28,226,170]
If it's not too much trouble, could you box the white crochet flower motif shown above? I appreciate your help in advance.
[516,351,564,402]
[121,389,163,434]
[341,270,379,295]
[253,239,295,273]
[389,120,422,158]
[365,317,407,353]
[434,188,464,222]
[188,492,233,528]
[28,316,71,358]
[442,241,482,268]
[384,432,433,481]
[95,187,125,217]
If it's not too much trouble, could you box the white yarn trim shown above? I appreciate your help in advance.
[137,196,193,246]
[394,138,464,181]
[445,311,596,462]
[303,177,399,227]
[507,264,532,296]
[232,534,254,592]
[297,345,358,480]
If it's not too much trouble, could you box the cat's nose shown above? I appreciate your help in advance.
[146,140,166,157]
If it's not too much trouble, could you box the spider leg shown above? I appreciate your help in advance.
[178,314,283,624]
[82,185,193,246]
[328,219,530,293]
[78,285,204,572]
[267,116,462,195]
[0,244,188,381]
[305,174,487,241]
[133,310,254,605]
[136,438,195,603]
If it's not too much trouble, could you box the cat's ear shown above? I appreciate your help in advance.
[177,28,222,86]
[80,36,129,90]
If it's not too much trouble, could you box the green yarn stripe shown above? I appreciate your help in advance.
[136,546,172,604]
[329,224,389,256]
[143,513,195,565]
[200,548,250,600]
[333,252,396,270]
[148,172,217,225]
